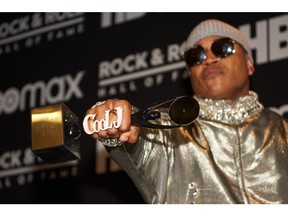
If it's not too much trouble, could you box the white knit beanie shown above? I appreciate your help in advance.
[185,19,254,64]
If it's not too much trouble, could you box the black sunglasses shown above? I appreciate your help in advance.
[183,37,236,68]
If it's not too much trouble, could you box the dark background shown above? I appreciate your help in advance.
[0,12,287,203]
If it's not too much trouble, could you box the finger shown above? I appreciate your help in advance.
[84,102,108,137]
[91,133,99,140]
[119,125,141,144]
[85,99,130,139]
[103,100,123,137]
[105,99,132,133]
[115,100,132,132]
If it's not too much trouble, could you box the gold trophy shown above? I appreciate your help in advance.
[31,96,199,163]
[31,103,81,163]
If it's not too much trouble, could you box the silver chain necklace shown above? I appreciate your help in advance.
[194,91,264,125]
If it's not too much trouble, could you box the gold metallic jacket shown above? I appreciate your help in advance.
[107,91,288,204]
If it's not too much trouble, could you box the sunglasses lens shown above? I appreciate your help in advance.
[184,38,235,68]
[211,38,235,58]
[184,46,206,67]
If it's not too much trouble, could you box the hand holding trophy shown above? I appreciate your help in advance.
[31,96,199,163]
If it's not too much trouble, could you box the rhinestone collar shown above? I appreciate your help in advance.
[194,91,264,125]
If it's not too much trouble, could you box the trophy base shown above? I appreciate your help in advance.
[33,145,80,163]
[31,103,81,163]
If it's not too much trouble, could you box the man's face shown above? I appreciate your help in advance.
[188,36,254,103]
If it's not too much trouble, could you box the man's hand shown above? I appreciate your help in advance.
[83,99,140,144]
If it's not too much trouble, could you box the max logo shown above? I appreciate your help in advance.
[0,70,85,115]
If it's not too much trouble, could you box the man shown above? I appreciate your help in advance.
[84,19,288,203]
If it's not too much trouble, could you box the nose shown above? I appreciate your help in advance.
[202,49,219,65]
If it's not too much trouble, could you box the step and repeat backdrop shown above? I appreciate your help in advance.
[0,12,287,204]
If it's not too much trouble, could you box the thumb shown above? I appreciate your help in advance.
[119,125,141,144]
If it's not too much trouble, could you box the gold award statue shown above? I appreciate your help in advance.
[31,96,199,163]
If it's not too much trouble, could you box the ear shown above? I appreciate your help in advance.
[247,59,254,76]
